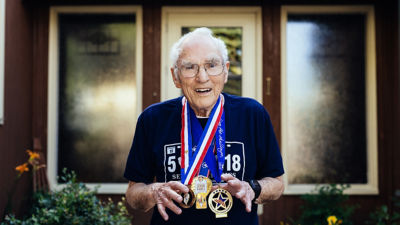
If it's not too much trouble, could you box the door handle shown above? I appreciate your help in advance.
[266,77,271,96]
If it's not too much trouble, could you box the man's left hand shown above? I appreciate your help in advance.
[218,173,255,212]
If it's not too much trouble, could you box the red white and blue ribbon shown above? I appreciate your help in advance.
[180,94,225,185]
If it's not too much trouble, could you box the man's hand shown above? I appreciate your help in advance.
[150,181,189,221]
[219,174,255,212]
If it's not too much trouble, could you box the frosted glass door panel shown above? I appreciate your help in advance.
[286,14,367,184]
[58,14,137,183]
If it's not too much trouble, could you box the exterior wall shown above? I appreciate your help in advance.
[396,0,400,207]
[375,0,400,215]
[0,0,33,218]
[0,0,398,224]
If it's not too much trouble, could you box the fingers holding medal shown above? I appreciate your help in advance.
[219,173,254,213]
[152,181,189,221]
[178,188,195,208]
[177,175,234,219]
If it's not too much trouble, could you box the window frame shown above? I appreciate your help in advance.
[161,7,263,103]
[281,5,378,195]
[47,6,143,194]
[0,0,5,125]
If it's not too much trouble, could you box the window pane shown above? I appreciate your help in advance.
[286,14,367,184]
[182,27,243,96]
[58,14,137,183]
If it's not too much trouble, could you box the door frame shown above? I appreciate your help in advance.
[161,7,263,103]
[281,5,378,195]
[47,5,143,194]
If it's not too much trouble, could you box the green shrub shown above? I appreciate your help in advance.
[291,184,357,225]
[366,197,400,225]
[2,170,131,225]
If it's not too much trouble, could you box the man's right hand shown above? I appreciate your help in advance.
[150,181,189,221]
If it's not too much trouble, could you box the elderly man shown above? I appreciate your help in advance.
[124,27,284,225]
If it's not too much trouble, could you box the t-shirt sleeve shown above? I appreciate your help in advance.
[124,113,155,184]
[255,105,284,179]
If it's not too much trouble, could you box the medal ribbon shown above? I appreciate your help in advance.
[180,95,225,185]
[195,108,225,182]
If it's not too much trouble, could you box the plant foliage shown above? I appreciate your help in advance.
[292,184,357,225]
[366,197,400,225]
[2,169,131,225]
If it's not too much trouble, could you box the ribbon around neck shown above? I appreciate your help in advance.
[180,95,226,185]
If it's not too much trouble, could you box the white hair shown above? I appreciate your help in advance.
[170,27,229,77]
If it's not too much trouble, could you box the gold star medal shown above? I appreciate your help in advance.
[191,175,212,209]
[208,188,233,218]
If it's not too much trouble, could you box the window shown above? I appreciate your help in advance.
[48,6,142,193]
[161,7,262,102]
[281,6,378,194]
[0,0,5,125]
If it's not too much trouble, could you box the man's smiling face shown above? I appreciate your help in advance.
[171,37,229,117]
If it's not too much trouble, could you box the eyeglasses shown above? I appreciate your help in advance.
[177,61,225,78]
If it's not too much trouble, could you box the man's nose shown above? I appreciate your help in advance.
[196,66,209,82]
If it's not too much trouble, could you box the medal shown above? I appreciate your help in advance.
[208,188,233,218]
[180,95,227,210]
[191,175,212,209]
[179,188,195,208]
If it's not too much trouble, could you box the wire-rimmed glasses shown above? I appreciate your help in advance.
[178,61,225,78]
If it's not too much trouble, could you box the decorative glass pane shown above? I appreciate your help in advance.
[58,14,137,183]
[286,14,367,184]
[182,27,243,96]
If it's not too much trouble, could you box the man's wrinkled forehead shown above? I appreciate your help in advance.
[179,55,222,66]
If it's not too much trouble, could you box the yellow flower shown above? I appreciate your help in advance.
[327,215,338,225]
[26,150,40,160]
[15,163,29,174]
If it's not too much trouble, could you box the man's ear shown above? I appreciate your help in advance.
[224,61,230,84]
[171,67,181,88]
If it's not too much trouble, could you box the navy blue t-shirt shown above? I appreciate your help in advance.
[124,93,284,225]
